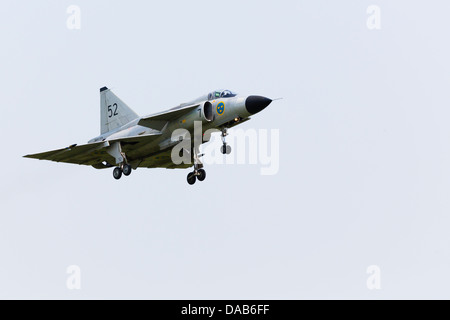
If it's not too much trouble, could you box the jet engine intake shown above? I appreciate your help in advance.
[202,101,214,122]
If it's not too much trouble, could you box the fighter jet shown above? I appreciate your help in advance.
[24,87,272,184]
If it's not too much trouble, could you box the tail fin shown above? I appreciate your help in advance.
[100,87,139,134]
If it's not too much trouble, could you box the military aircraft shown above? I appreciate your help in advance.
[24,87,272,184]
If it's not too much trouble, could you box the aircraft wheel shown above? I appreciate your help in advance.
[187,172,196,185]
[123,164,132,176]
[221,144,231,155]
[113,167,122,180]
[197,169,206,182]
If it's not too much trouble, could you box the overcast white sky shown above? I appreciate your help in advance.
[1,0,450,299]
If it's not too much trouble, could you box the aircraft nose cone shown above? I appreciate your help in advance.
[245,96,272,115]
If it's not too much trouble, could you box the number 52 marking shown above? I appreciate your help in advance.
[108,103,118,118]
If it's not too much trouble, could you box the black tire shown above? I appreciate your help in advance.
[123,164,132,176]
[113,167,122,180]
[221,144,227,154]
[226,145,232,154]
[187,172,196,185]
[197,169,206,182]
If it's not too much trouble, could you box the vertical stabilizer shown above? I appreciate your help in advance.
[100,87,139,134]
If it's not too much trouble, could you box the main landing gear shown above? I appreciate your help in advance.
[187,168,206,185]
[186,146,207,185]
[186,128,232,185]
[113,163,132,180]
[107,141,133,180]
[220,128,231,155]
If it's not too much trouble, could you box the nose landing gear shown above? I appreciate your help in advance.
[221,144,231,155]
[220,128,231,155]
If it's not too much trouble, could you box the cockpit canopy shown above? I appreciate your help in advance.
[208,89,237,100]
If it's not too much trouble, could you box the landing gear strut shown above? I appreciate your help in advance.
[220,128,231,155]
